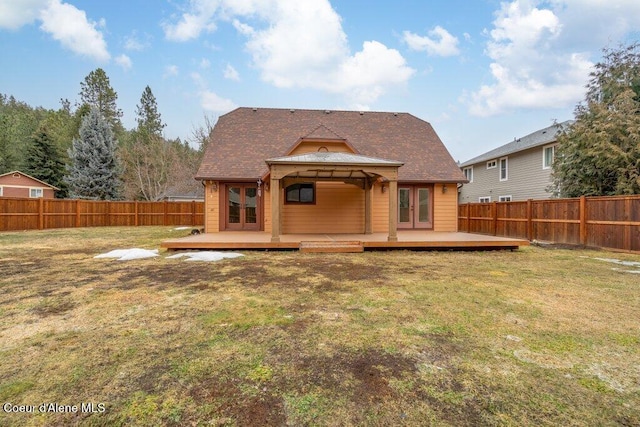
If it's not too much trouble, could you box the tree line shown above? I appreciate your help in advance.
[0,68,206,200]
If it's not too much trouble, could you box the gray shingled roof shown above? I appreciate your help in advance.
[460,120,574,167]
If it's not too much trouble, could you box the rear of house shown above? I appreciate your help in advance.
[0,171,58,199]
[459,121,572,203]
[196,108,466,242]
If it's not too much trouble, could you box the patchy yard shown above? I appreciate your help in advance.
[0,227,639,426]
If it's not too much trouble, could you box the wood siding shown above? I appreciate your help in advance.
[283,182,364,233]
[433,183,458,231]
[0,173,56,199]
[204,182,220,232]
[459,146,554,203]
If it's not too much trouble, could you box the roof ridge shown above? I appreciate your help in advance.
[301,123,345,140]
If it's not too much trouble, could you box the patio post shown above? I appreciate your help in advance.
[388,180,398,242]
[270,176,281,242]
[364,179,373,234]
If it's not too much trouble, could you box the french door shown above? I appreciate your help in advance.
[398,185,433,229]
[225,184,259,230]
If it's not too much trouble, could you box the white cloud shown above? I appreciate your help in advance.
[200,90,237,113]
[39,0,110,61]
[164,0,414,108]
[0,0,48,30]
[200,58,211,69]
[469,0,640,116]
[223,63,240,81]
[115,54,132,70]
[403,26,460,57]
[124,32,147,51]
[164,64,179,78]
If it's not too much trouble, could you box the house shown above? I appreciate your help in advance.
[0,171,58,199]
[195,107,467,242]
[458,120,573,203]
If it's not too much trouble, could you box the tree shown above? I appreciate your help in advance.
[135,86,165,138]
[551,42,640,197]
[79,68,123,135]
[24,124,67,198]
[64,107,121,200]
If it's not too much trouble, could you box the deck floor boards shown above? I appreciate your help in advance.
[161,231,529,251]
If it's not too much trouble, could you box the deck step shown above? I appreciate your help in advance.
[299,241,364,253]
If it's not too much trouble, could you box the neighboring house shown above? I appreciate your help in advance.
[196,107,466,242]
[458,120,573,203]
[0,171,58,199]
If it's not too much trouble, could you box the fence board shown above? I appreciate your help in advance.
[459,195,640,253]
[0,197,204,231]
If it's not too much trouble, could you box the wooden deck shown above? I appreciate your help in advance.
[161,231,529,251]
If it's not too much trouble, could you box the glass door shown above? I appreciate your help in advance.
[226,184,259,230]
[397,185,433,229]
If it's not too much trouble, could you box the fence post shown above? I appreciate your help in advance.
[192,201,196,226]
[579,196,587,246]
[163,200,169,226]
[624,196,631,251]
[106,200,111,226]
[38,197,44,230]
[527,199,533,241]
[466,204,471,233]
[75,199,81,227]
[492,201,498,236]
[134,201,139,227]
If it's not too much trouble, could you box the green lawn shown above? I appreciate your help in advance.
[0,227,638,426]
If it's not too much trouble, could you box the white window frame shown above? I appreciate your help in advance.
[543,144,557,169]
[29,188,43,198]
[486,159,497,169]
[0,186,3,197]
[499,195,512,202]
[479,196,491,203]
[499,157,508,181]
[463,166,473,183]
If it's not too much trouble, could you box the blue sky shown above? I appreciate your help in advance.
[1,0,639,162]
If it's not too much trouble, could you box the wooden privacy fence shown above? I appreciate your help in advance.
[459,195,640,253]
[0,198,204,231]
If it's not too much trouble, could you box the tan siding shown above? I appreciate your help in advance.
[433,184,458,231]
[204,182,219,232]
[288,141,354,155]
[372,183,389,233]
[282,182,365,233]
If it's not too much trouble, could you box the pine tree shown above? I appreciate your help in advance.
[79,68,123,136]
[64,107,121,200]
[135,86,165,138]
[24,124,67,198]
[551,42,640,197]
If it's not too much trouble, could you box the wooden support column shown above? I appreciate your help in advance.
[364,179,373,234]
[388,180,398,242]
[270,177,281,242]
[579,195,587,246]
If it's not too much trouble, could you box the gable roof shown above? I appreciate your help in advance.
[460,120,574,167]
[0,170,60,190]
[197,107,465,182]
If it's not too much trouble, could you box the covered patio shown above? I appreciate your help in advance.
[161,230,529,251]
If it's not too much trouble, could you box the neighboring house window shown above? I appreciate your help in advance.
[499,195,512,202]
[285,183,315,204]
[486,160,497,169]
[463,166,473,182]
[499,157,508,181]
[0,186,3,196]
[543,144,556,169]
[479,196,491,203]
[30,188,43,198]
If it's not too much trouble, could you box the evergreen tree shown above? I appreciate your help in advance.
[24,124,67,198]
[64,107,121,200]
[551,42,640,197]
[79,68,123,135]
[135,86,165,138]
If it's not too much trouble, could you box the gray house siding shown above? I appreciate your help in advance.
[459,145,556,203]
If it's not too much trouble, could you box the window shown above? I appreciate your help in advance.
[0,186,3,197]
[285,183,315,204]
[499,157,508,181]
[462,166,473,183]
[29,188,43,198]
[486,160,497,169]
[543,144,556,169]
[499,195,512,202]
[479,196,491,203]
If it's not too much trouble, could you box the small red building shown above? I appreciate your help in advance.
[0,171,58,199]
